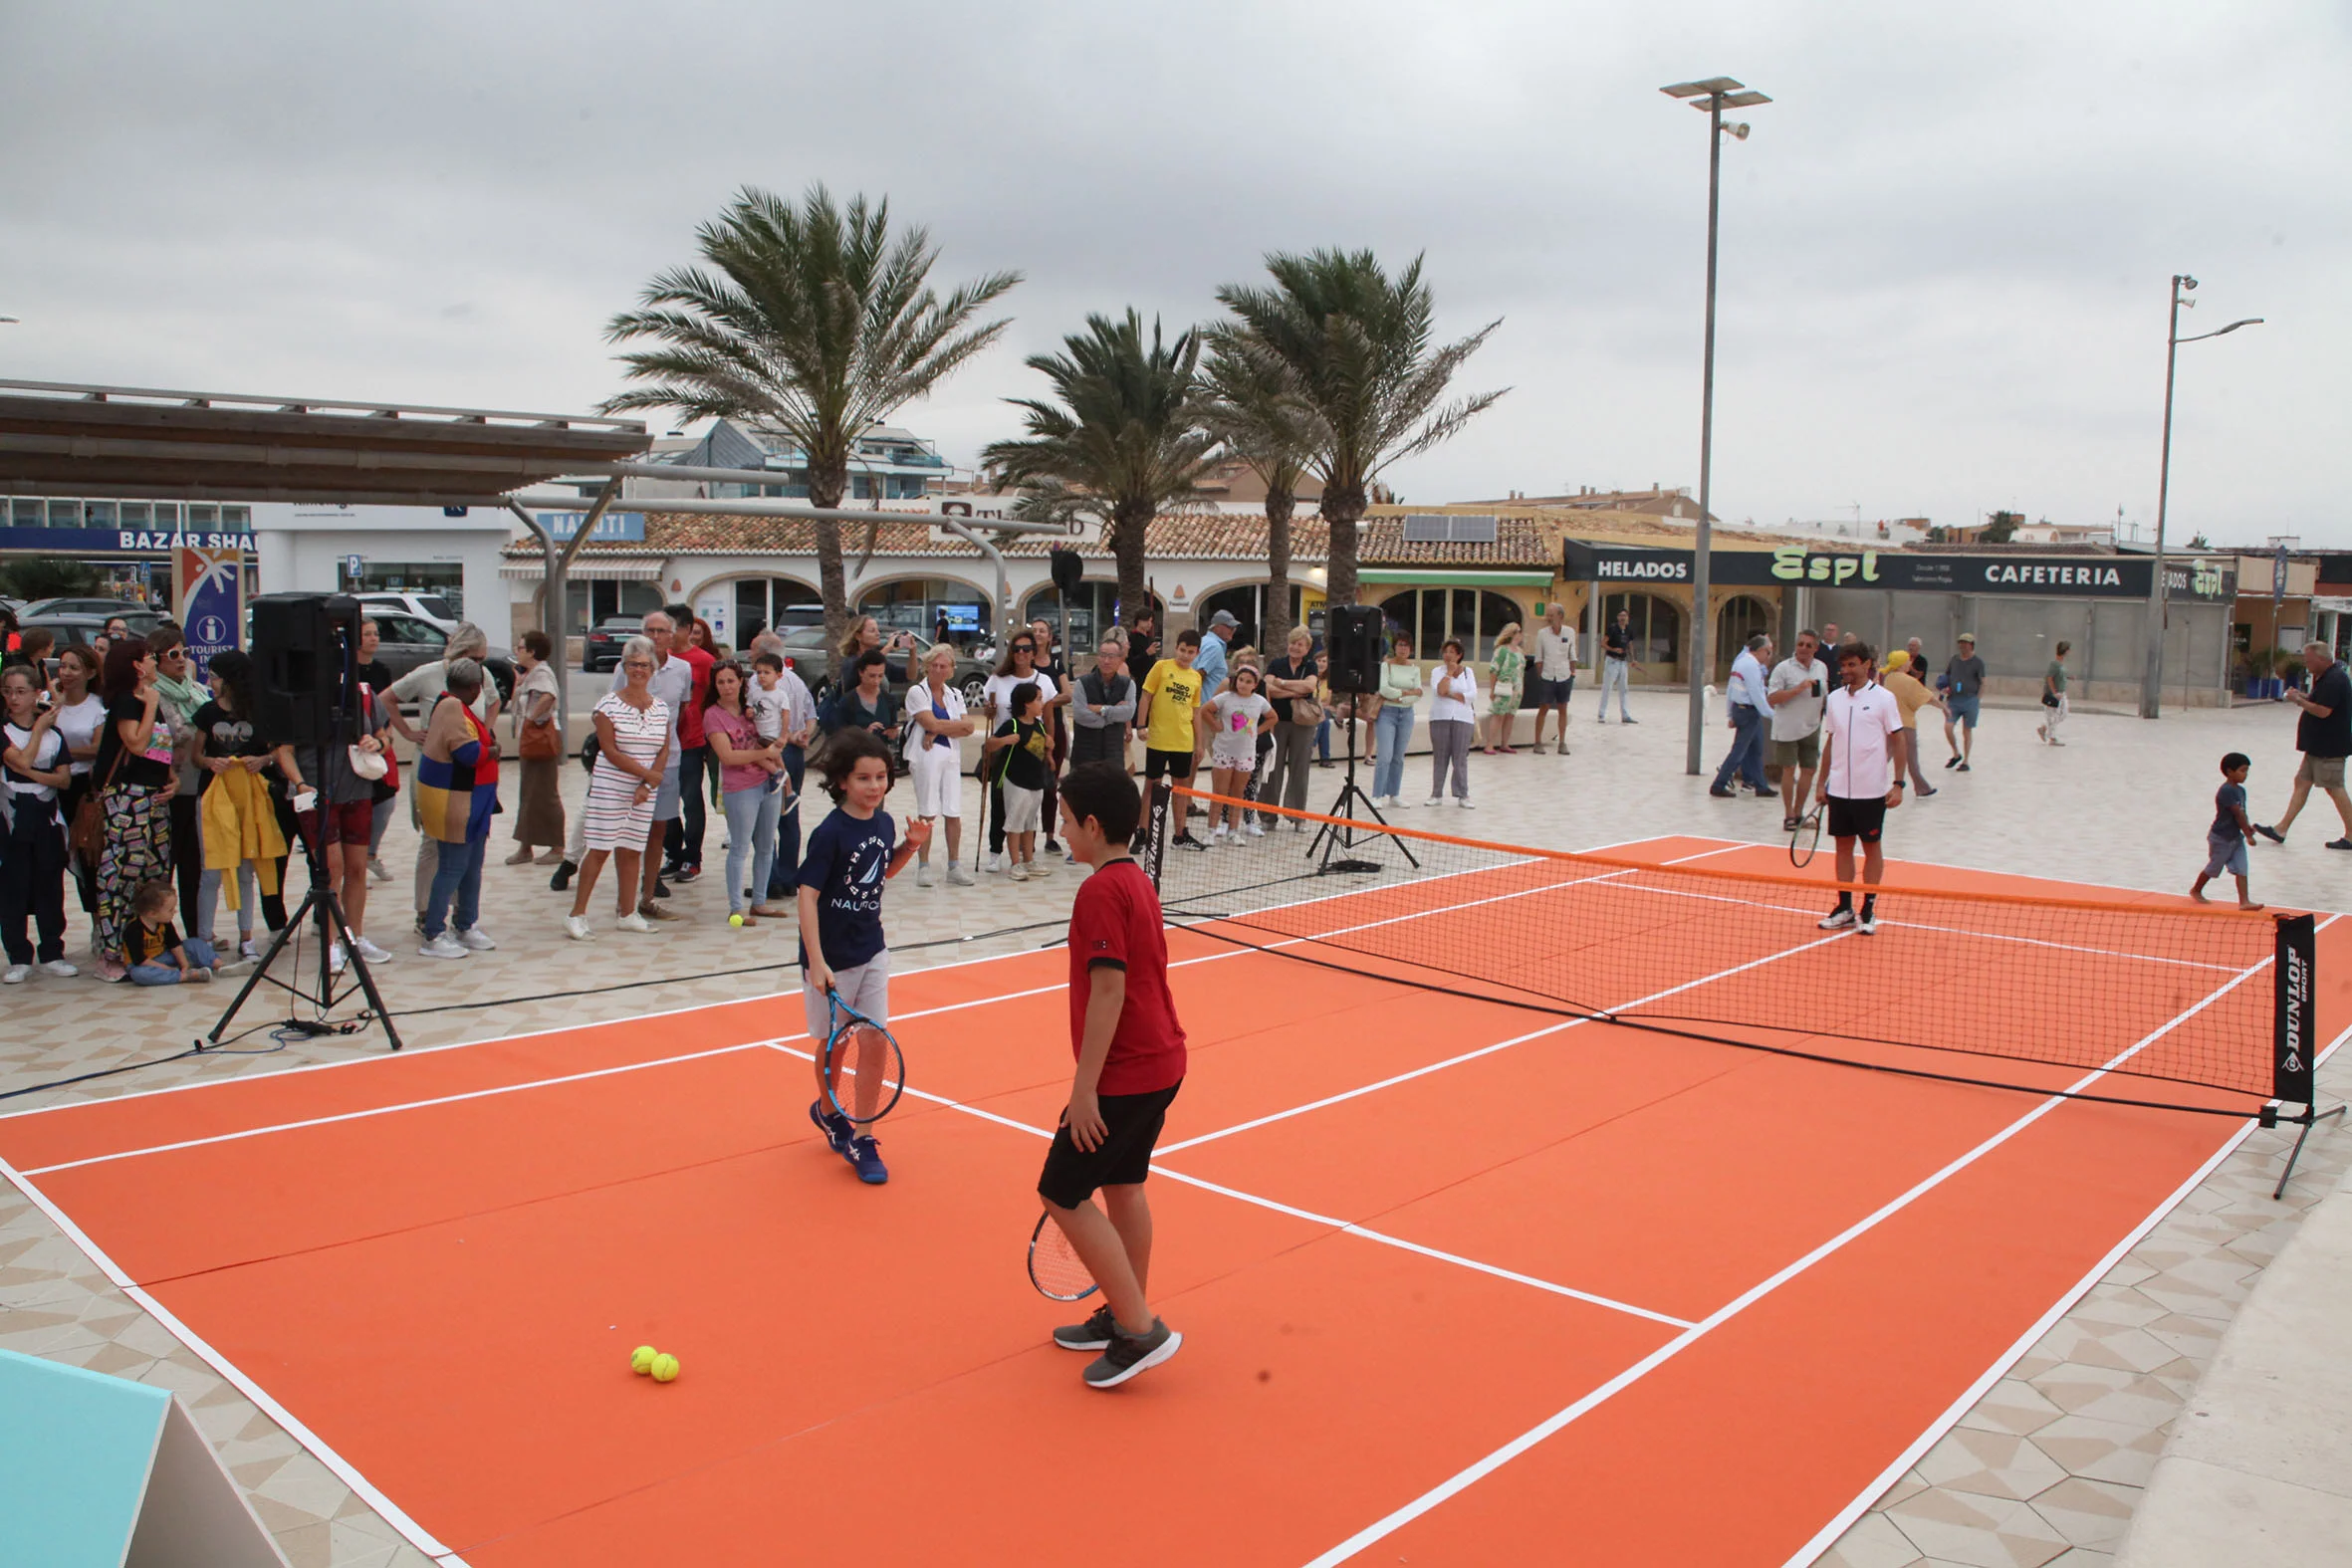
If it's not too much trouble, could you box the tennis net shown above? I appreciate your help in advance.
[1147,784,2316,1113]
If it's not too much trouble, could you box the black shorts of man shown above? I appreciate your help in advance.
[1813,640,1905,935]
[1037,763,1188,1388]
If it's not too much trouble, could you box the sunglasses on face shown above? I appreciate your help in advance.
[1012,643,1035,652]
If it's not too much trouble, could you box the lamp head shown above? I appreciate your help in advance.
[1724,121,1751,140]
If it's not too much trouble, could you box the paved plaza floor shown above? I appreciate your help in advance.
[3,689,2344,1567]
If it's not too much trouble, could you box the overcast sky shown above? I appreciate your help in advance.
[5,2,2345,545]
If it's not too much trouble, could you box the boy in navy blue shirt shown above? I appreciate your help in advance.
[2192,752,2262,911]
[797,727,928,1184]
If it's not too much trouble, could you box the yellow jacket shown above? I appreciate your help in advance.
[200,766,287,909]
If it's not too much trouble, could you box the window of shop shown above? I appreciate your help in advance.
[1021,581,1165,655]
[342,560,464,614]
[1377,587,1527,660]
[859,578,993,643]
[1192,584,1307,653]
[1601,592,1683,673]
[731,576,822,642]
[562,579,665,634]
[1716,594,1773,679]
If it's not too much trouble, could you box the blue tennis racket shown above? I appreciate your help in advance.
[820,988,905,1128]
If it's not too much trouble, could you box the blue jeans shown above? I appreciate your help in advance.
[422,832,488,939]
[1712,706,1770,791]
[723,784,780,915]
[129,936,216,985]
[1374,703,1415,799]
[767,743,807,898]
[1314,715,1332,762]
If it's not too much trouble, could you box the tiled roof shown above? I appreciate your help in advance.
[505,509,1557,569]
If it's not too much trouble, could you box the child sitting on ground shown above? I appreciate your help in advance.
[123,878,226,986]
[2191,752,2263,911]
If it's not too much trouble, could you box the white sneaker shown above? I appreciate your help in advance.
[239,937,261,962]
[1424,796,1444,807]
[1009,862,1031,881]
[39,959,78,978]
[947,865,977,886]
[917,862,935,887]
[353,936,393,964]
[616,911,653,934]
[366,857,393,883]
[984,851,1007,874]
[1246,821,1266,837]
[457,927,497,952]
[1211,824,1228,842]
[419,933,468,960]
[1456,796,1476,809]
[1029,857,1056,877]
[564,915,594,942]
[328,943,349,974]
[2,965,27,985]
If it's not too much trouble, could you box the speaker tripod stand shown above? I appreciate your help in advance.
[206,815,401,1052]
[1306,699,1417,876]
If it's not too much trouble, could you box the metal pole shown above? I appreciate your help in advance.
[1686,91,1725,775]
[2140,278,2183,719]
[508,476,620,748]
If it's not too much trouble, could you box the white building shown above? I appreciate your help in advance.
[250,503,514,623]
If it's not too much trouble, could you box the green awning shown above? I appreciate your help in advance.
[1358,568,1555,587]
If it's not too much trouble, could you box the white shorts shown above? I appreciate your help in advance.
[803,949,891,1047]
[1002,784,1045,833]
[909,743,963,819]
[1210,752,1258,776]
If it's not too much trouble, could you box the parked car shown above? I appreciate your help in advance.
[583,615,645,673]
[367,611,515,708]
[779,624,990,708]
[19,599,165,636]
[353,591,460,634]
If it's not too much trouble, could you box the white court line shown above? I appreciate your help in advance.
[760,1042,1696,1331]
[1157,927,1858,1156]
[0,1152,475,1567]
[1781,999,2352,1568]
[1296,929,2295,1568]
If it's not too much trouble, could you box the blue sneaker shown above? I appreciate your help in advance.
[846,1135,889,1185]
[808,1098,852,1156]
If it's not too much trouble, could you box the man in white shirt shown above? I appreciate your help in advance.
[1708,633,1775,799]
[1765,629,1830,829]
[1529,602,1577,756]
[1813,640,1906,934]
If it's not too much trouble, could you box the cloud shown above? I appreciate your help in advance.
[2,0,2345,542]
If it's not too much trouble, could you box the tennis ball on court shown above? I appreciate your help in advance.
[730,913,744,927]
[650,1353,680,1383]
[629,1345,658,1375]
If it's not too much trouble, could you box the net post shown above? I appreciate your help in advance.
[1144,780,1171,891]
[2271,913,2316,1110]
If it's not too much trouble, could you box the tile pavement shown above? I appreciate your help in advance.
[3,691,2345,1566]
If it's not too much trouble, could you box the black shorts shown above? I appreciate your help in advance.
[1825,794,1887,843]
[1144,748,1194,782]
[1038,1080,1183,1209]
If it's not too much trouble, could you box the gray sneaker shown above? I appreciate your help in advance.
[1053,1303,1118,1352]
[1082,1316,1182,1389]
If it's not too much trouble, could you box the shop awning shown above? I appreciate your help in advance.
[1358,568,1554,587]
[501,560,662,581]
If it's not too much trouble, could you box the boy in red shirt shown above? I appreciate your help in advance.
[1039,762,1187,1388]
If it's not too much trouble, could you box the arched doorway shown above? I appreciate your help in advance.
[1600,592,1684,681]
[1715,595,1774,680]
[1377,587,1529,661]
[858,577,994,645]
[1195,582,1306,655]
[730,574,823,643]
[1022,582,1164,657]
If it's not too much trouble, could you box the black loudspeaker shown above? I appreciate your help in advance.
[1323,603,1385,695]
[1049,546,1084,596]
[250,592,361,749]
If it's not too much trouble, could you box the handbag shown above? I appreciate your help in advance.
[71,750,125,865]
[2040,692,2060,709]
[520,713,561,760]
[1291,695,1325,727]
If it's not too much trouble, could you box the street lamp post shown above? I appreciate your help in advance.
[1662,76,1769,775]
[2140,274,2261,719]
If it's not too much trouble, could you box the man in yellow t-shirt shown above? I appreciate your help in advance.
[1880,650,1945,797]
[1137,628,1207,849]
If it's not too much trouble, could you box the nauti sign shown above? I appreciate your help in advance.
[1563,542,2236,602]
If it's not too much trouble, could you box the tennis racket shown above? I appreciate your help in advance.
[819,988,905,1128]
[1790,805,1823,868]
[1027,1211,1098,1301]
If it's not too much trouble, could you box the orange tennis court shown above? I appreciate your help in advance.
[3,826,2344,1567]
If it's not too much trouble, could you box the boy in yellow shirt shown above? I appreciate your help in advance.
[1136,628,1207,850]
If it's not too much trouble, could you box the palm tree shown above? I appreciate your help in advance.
[1215,249,1506,608]
[601,185,1019,650]
[1198,331,1315,649]
[981,310,1220,636]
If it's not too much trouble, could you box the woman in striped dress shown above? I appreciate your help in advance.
[566,637,671,941]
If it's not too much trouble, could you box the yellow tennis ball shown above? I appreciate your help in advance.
[729,913,744,927]
[629,1345,658,1375]
[650,1353,680,1383]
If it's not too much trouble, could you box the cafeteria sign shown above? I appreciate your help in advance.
[1563,541,2235,601]
[174,544,244,681]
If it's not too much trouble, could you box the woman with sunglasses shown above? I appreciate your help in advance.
[980,631,1057,874]
[47,646,108,922]
[90,639,182,978]
[146,628,209,930]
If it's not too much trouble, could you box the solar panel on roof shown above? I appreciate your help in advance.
[1401,515,1452,543]
[1449,515,1498,543]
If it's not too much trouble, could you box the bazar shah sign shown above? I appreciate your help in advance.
[0,526,256,555]
[1563,541,2235,601]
